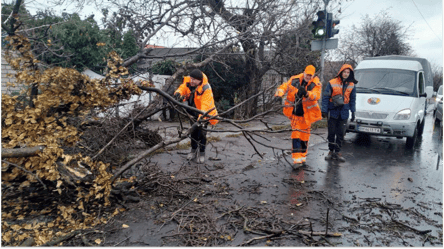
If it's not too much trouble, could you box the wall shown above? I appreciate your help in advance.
[1,53,23,95]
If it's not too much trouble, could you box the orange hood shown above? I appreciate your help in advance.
[335,64,358,84]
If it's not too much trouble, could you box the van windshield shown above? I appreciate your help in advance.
[354,69,416,96]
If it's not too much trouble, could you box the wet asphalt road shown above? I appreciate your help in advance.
[289,112,443,246]
[101,110,442,246]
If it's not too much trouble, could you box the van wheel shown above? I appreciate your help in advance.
[406,126,417,148]
[417,119,425,137]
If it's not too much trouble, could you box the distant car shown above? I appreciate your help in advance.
[434,92,443,139]
[433,85,443,114]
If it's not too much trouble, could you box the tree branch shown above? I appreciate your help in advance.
[2,159,47,190]
[1,146,45,158]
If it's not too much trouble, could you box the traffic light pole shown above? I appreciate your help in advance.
[320,0,329,84]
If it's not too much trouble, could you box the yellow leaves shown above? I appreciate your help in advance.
[10,224,22,231]
[0,34,142,246]
[113,208,120,216]
[69,103,79,111]
[2,231,12,243]
[20,181,30,188]
[140,80,154,87]
[95,239,102,244]
[122,224,129,228]
[4,118,13,125]
[45,117,55,124]
[23,224,33,230]
[220,235,232,241]
[79,201,84,210]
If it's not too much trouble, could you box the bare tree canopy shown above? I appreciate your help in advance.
[334,11,413,66]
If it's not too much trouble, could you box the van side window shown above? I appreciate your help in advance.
[418,72,425,94]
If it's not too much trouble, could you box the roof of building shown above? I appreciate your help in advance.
[138,47,198,68]
[145,44,166,49]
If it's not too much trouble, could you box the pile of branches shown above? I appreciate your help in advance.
[69,115,163,165]
[1,34,154,245]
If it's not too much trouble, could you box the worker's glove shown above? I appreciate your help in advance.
[322,112,328,119]
[273,96,282,103]
[350,112,356,122]
[174,92,183,102]
[297,86,307,98]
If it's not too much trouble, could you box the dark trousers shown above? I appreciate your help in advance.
[292,139,308,154]
[327,117,348,153]
[162,107,176,121]
[190,122,207,152]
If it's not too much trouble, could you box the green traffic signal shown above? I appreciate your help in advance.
[311,10,326,39]
[312,26,325,38]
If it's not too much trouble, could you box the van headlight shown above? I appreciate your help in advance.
[393,109,411,120]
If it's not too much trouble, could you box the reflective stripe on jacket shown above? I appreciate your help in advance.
[274,73,322,125]
[174,74,219,125]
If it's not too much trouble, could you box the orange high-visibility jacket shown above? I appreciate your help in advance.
[275,73,322,125]
[174,73,219,125]
[329,64,355,104]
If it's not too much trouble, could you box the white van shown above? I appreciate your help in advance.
[346,56,433,148]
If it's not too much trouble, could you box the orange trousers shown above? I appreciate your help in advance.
[290,115,311,164]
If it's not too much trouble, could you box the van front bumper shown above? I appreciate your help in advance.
[347,119,416,138]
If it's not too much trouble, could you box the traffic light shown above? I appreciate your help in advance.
[311,10,326,39]
[326,12,340,38]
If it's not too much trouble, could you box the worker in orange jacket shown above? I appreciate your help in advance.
[174,69,218,164]
[321,64,357,162]
[274,65,322,168]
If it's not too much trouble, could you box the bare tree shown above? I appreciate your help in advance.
[99,0,345,119]
[201,0,327,117]
[431,63,443,91]
[334,11,413,65]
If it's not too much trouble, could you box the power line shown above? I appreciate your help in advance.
[411,0,442,42]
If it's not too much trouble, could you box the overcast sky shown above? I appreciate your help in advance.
[335,0,443,67]
[21,0,443,67]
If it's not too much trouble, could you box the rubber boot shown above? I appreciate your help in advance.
[335,152,346,162]
[197,151,205,164]
[325,151,335,160]
[187,149,197,161]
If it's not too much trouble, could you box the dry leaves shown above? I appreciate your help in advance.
[1,34,151,246]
